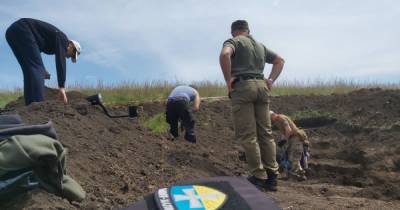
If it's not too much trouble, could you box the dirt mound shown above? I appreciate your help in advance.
[5,87,88,110]
[1,88,400,209]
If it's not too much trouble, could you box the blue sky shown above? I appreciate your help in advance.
[0,0,399,89]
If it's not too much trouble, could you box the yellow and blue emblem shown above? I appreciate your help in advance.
[170,185,227,210]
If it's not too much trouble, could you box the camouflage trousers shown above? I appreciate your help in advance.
[287,135,306,176]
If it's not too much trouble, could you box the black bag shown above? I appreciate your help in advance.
[0,170,39,202]
[0,113,24,130]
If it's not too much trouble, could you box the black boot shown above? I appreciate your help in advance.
[266,170,278,192]
[184,133,196,143]
[247,176,267,192]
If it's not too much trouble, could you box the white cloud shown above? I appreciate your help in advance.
[0,0,399,87]
[273,0,282,6]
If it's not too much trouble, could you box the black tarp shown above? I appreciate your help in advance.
[123,176,280,210]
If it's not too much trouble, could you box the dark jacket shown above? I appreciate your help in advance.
[19,18,69,88]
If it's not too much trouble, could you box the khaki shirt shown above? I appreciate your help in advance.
[273,114,308,142]
[223,35,277,77]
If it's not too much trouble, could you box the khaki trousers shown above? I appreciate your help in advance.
[231,80,279,179]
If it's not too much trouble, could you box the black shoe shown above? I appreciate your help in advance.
[266,171,278,192]
[247,176,267,192]
[184,134,196,143]
[170,129,179,138]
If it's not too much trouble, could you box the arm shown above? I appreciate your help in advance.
[219,46,235,92]
[55,32,68,104]
[192,90,201,112]
[55,32,67,88]
[276,115,292,139]
[266,55,285,89]
[283,123,293,140]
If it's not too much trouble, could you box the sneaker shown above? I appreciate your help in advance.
[288,171,307,182]
[247,176,267,192]
[168,132,178,141]
[169,128,179,138]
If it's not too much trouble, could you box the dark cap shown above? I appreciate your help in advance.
[231,20,249,32]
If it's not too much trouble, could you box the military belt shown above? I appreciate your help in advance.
[232,75,264,85]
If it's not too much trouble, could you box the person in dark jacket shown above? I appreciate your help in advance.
[5,18,81,105]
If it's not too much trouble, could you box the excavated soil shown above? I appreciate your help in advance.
[1,88,400,210]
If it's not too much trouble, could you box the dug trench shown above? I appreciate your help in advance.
[1,88,400,209]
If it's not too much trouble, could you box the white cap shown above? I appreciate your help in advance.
[69,40,81,63]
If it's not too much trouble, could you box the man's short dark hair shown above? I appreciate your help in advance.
[189,84,198,90]
[231,20,249,32]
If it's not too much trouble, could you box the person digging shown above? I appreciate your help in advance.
[6,18,81,105]
[270,110,310,181]
[166,85,200,143]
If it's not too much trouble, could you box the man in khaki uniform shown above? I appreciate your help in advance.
[270,111,309,181]
[219,20,285,191]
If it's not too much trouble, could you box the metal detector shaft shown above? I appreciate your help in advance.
[98,103,129,118]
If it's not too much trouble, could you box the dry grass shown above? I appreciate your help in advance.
[1,79,399,108]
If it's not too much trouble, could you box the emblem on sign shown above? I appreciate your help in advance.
[156,185,227,210]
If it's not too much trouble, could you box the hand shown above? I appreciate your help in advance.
[227,77,236,93]
[266,78,273,90]
[44,69,51,80]
[59,88,68,104]
[227,77,236,98]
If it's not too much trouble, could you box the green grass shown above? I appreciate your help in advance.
[271,79,398,96]
[0,90,22,108]
[142,113,169,134]
[71,80,227,105]
[71,79,400,106]
[1,79,399,108]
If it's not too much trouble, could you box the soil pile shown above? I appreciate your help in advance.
[1,88,400,210]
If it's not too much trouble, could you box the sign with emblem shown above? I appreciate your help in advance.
[155,185,227,210]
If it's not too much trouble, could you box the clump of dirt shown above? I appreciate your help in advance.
[1,88,400,209]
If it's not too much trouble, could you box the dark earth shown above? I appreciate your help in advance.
[1,88,400,210]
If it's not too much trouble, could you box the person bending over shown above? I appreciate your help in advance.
[270,111,310,181]
[166,85,200,143]
[6,18,81,105]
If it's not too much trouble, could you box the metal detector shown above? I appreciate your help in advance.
[86,93,138,118]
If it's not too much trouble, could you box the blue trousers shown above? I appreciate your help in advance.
[5,21,45,105]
